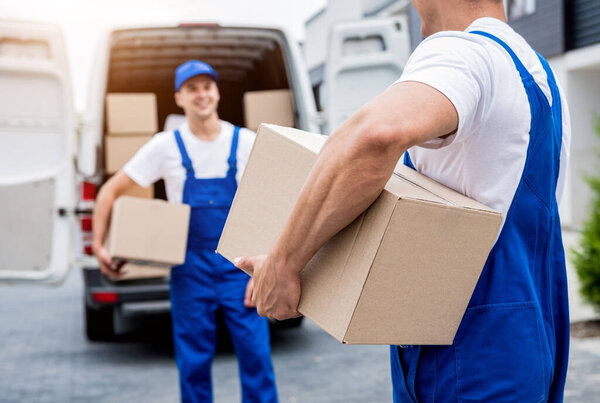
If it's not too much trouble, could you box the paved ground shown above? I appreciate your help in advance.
[0,229,598,402]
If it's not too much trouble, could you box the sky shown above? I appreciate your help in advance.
[1,0,327,112]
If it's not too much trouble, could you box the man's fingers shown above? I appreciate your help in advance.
[233,255,266,276]
[233,256,252,275]
[244,279,256,308]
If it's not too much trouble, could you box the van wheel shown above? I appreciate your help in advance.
[85,304,115,341]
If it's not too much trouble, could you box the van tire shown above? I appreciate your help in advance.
[85,304,115,341]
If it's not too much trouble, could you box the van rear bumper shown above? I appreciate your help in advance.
[82,266,170,311]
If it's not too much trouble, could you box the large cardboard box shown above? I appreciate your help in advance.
[105,135,152,174]
[243,89,294,132]
[106,93,158,135]
[108,196,190,267]
[218,124,503,345]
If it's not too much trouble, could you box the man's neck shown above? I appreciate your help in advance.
[437,1,506,33]
[187,114,222,141]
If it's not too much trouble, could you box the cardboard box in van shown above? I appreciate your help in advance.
[104,135,153,174]
[106,93,158,135]
[108,196,190,267]
[217,124,503,345]
[243,89,294,132]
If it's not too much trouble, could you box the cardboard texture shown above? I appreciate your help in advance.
[218,124,503,345]
[243,89,294,132]
[104,135,152,174]
[105,93,158,135]
[112,263,170,282]
[108,196,190,267]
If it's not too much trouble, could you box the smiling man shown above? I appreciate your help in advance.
[236,0,571,401]
[93,60,278,403]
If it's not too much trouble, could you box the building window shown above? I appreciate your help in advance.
[504,0,536,21]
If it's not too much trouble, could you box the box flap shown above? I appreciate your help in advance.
[384,171,450,206]
[393,165,498,213]
[261,124,326,154]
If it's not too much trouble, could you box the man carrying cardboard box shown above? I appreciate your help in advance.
[236,0,571,401]
[93,60,278,403]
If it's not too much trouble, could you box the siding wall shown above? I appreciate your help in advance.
[508,0,565,57]
[569,0,600,49]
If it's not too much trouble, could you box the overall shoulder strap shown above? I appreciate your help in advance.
[173,129,194,175]
[403,151,416,170]
[227,126,240,177]
[469,30,533,83]
[536,52,563,143]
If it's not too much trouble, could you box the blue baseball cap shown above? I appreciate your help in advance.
[175,60,219,91]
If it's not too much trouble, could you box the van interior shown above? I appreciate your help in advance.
[102,25,296,198]
[104,26,293,132]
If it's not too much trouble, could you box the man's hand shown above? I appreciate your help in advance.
[93,245,125,278]
[235,254,302,320]
[244,278,256,308]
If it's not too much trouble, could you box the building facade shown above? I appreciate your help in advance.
[304,0,600,228]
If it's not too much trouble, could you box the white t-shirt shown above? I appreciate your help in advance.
[123,120,255,203]
[395,17,571,221]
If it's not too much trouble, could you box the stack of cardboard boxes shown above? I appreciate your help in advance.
[103,93,190,281]
[105,93,157,199]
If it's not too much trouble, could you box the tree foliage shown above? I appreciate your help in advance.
[572,117,600,311]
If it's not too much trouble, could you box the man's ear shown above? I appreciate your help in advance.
[174,92,182,108]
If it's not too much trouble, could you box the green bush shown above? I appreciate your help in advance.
[572,117,600,311]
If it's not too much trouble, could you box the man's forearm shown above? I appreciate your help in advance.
[92,187,116,251]
[269,109,404,274]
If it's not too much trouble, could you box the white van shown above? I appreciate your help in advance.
[0,18,409,340]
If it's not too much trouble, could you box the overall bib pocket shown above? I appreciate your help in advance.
[454,301,545,403]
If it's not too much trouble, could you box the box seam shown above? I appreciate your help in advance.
[342,198,397,343]
[393,172,499,214]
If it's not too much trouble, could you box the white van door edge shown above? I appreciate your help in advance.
[0,20,76,284]
[324,16,411,135]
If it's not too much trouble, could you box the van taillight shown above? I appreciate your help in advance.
[81,215,94,255]
[81,216,93,232]
[79,181,96,256]
[92,291,118,303]
[81,181,96,201]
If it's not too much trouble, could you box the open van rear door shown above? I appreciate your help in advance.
[0,20,76,283]
[324,16,411,134]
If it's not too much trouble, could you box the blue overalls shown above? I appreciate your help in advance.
[170,127,278,403]
[392,32,569,402]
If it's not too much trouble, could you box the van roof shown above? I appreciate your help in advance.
[108,25,289,84]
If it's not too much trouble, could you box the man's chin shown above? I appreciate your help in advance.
[191,110,215,120]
